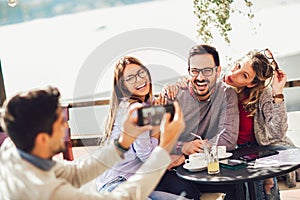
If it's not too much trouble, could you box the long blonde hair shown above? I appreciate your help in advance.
[239,51,274,116]
[100,56,153,145]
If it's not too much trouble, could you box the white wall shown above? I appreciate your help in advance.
[287,111,300,147]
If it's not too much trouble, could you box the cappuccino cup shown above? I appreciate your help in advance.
[185,153,206,167]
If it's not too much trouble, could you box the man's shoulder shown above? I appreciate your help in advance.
[1,137,16,153]
[216,81,236,94]
[212,81,237,105]
[174,88,195,104]
[176,87,186,94]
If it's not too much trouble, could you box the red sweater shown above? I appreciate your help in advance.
[237,102,255,145]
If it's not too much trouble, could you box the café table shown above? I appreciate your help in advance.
[176,145,300,200]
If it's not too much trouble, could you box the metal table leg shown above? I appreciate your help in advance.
[248,181,256,200]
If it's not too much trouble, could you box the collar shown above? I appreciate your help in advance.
[17,149,56,171]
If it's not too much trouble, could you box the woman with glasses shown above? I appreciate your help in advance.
[96,56,185,199]
[96,56,157,191]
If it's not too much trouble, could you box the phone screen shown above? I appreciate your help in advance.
[240,150,279,162]
[137,104,174,126]
[220,159,245,167]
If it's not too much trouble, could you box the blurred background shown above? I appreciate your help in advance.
[0,0,299,136]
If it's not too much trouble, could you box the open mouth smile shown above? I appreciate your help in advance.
[136,82,147,90]
[195,81,207,87]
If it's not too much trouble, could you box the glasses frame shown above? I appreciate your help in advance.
[260,48,279,71]
[124,69,147,84]
[188,66,218,77]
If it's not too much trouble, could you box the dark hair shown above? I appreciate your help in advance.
[2,86,60,152]
[188,44,220,67]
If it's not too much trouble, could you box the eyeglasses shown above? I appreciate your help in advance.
[188,66,218,77]
[261,48,279,71]
[124,69,147,84]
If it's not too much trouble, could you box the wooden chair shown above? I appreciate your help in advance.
[62,105,74,161]
[62,101,104,160]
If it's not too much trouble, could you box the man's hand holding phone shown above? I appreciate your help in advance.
[159,101,185,153]
[137,104,175,126]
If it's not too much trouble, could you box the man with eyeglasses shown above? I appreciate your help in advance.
[155,44,239,199]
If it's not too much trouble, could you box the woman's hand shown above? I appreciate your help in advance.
[153,92,167,105]
[162,76,189,100]
[119,106,153,149]
[150,126,160,140]
[176,76,189,89]
[163,84,178,101]
[272,69,287,95]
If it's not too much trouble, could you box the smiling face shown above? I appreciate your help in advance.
[189,54,221,100]
[224,57,257,89]
[123,64,151,101]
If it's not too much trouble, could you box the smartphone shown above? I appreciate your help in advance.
[239,150,279,162]
[219,159,247,170]
[137,104,175,126]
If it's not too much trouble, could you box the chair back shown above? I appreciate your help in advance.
[62,106,74,160]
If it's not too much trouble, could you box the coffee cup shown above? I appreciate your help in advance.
[185,153,206,167]
[218,146,227,158]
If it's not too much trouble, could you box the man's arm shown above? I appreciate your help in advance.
[214,87,239,151]
[55,105,154,187]
[54,144,123,187]
[51,147,171,200]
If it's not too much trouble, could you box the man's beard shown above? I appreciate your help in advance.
[195,73,219,97]
[53,147,66,155]
[192,79,210,97]
[51,142,66,158]
[192,85,210,97]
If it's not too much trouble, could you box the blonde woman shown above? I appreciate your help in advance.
[223,49,299,199]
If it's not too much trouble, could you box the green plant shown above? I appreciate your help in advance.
[194,0,254,45]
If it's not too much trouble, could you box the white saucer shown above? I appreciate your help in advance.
[219,152,233,159]
[183,163,207,172]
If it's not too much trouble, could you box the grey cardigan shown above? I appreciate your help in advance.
[254,88,294,146]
